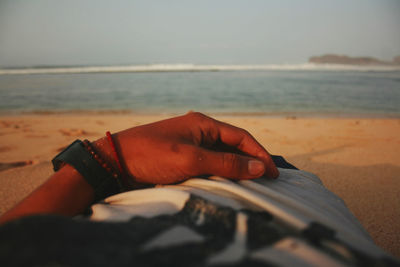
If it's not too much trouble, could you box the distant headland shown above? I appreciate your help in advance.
[309,54,400,66]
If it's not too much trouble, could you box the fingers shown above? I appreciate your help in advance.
[185,112,279,178]
[193,148,266,180]
[213,119,279,178]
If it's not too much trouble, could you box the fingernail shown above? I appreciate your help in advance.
[248,160,265,176]
[271,167,280,179]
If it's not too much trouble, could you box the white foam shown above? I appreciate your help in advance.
[1,63,399,75]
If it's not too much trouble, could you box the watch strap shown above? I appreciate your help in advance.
[52,140,120,202]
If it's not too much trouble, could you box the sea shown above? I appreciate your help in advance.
[0,64,399,117]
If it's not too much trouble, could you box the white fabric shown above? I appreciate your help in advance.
[89,168,386,259]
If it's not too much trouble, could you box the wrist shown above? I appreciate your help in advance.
[92,133,136,190]
[52,139,122,202]
[92,136,120,174]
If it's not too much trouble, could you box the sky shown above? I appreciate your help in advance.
[0,0,399,67]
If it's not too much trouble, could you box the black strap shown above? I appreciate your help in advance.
[52,140,119,202]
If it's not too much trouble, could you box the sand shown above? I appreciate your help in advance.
[0,113,399,257]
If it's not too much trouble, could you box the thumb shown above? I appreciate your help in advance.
[199,150,266,179]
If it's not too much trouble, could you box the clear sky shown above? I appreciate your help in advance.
[0,0,399,67]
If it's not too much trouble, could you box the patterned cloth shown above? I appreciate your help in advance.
[0,168,398,266]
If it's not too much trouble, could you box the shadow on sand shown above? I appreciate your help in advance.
[286,148,400,257]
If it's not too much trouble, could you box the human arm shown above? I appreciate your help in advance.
[0,112,278,224]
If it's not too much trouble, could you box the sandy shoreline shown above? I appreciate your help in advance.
[0,113,399,257]
[2,109,400,119]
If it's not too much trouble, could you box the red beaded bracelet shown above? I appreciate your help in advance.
[105,131,134,189]
[106,132,125,176]
[82,139,123,191]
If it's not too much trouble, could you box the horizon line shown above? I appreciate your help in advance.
[1,63,400,75]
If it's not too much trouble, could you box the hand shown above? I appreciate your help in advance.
[96,112,279,185]
[0,112,280,224]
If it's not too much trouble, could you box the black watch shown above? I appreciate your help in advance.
[52,140,120,202]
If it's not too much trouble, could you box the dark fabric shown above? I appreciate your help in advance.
[0,196,280,267]
[270,155,298,170]
[0,195,391,266]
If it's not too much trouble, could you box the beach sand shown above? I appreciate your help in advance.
[0,113,399,257]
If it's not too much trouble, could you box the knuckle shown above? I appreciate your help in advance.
[222,153,239,173]
[240,128,252,138]
[187,111,208,122]
[238,128,256,149]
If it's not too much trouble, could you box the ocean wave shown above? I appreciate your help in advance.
[1,63,399,75]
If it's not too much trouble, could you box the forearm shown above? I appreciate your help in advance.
[0,164,94,224]
[0,136,125,225]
